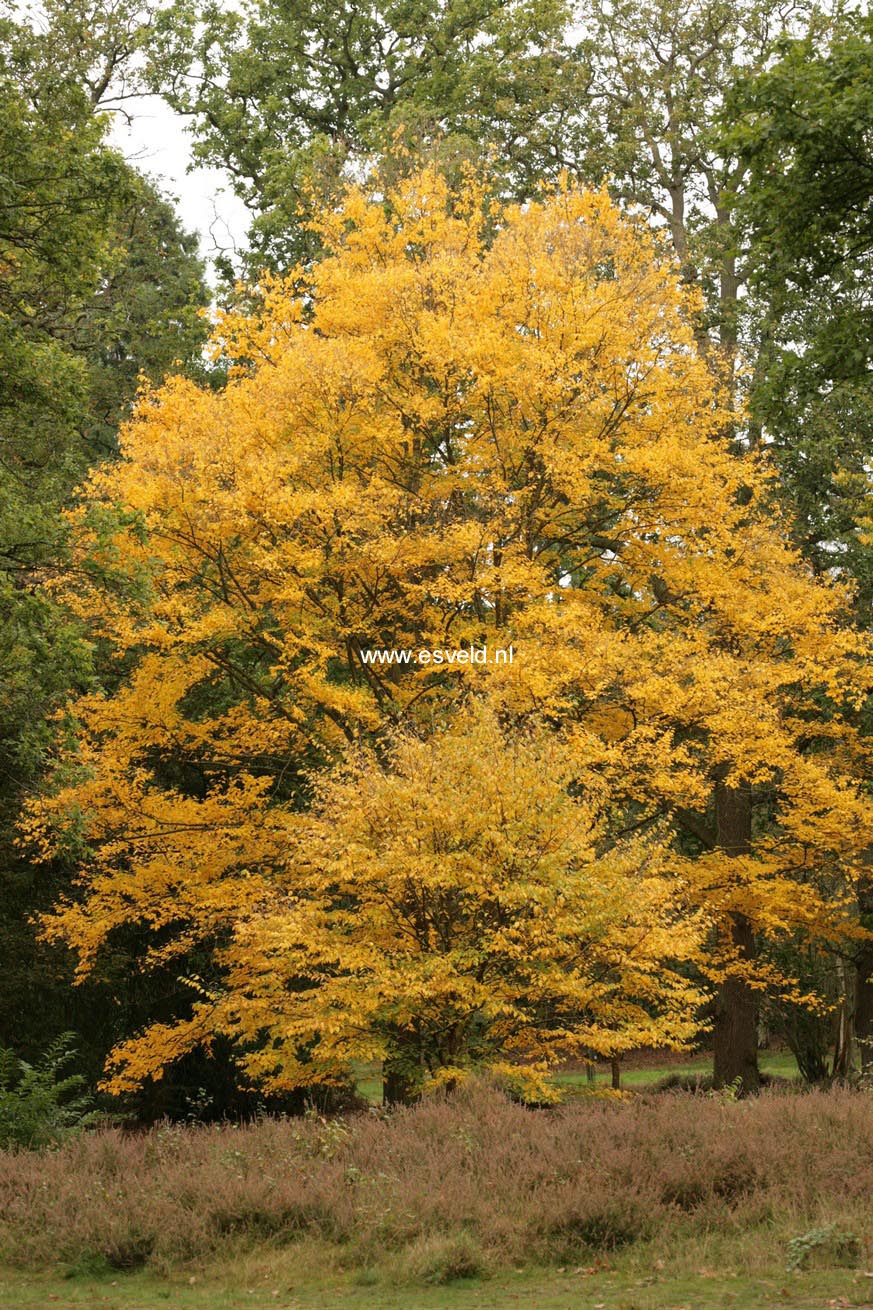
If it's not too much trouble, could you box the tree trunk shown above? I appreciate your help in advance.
[382,1054,418,1107]
[832,953,854,1080]
[712,779,760,1094]
[856,875,873,1075]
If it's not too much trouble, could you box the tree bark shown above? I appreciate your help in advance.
[712,779,761,1094]
[856,875,873,1075]
[382,1055,418,1107]
[382,1031,424,1107]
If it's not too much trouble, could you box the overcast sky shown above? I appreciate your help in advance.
[109,93,250,282]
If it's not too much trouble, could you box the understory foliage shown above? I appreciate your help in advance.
[0,1034,97,1149]
[0,1083,871,1275]
[25,168,873,1098]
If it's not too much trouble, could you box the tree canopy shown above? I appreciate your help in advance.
[730,10,873,612]
[2,0,872,1107]
[149,0,583,271]
[27,170,872,1098]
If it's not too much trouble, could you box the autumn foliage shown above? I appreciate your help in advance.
[26,169,873,1099]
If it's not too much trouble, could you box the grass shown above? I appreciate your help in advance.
[2,1233,873,1309]
[351,1051,800,1104]
[350,1062,383,1105]
[554,1049,800,1095]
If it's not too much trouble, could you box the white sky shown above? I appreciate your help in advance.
[109,93,251,283]
[13,0,249,279]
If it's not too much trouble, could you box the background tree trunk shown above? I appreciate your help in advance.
[832,953,854,1079]
[382,1032,423,1107]
[856,876,873,1075]
[382,1056,417,1107]
[712,779,761,1093]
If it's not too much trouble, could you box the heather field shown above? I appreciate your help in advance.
[2,1083,873,1309]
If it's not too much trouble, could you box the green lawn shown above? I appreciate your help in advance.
[2,1242,872,1310]
[352,1051,800,1103]
[554,1049,800,1095]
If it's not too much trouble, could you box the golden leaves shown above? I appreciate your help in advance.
[27,165,873,1094]
[208,705,708,1091]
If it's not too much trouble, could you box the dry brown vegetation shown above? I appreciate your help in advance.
[1,1083,871,1284]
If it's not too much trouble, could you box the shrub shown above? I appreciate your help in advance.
[544,1199,652,1254]
[0,1034,98,1149]
[403,1233,485,1284]
[786,1224,862,1272]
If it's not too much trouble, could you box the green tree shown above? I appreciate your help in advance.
[0,0,211,1100]
[73,169,214,459]
[729,10,873,1072]
[729,9,873,608]
[569,0,849,392]
[147,0,583,272]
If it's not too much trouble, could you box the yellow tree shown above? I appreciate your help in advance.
[27,167,872,1099]
[206,705,708,1103]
